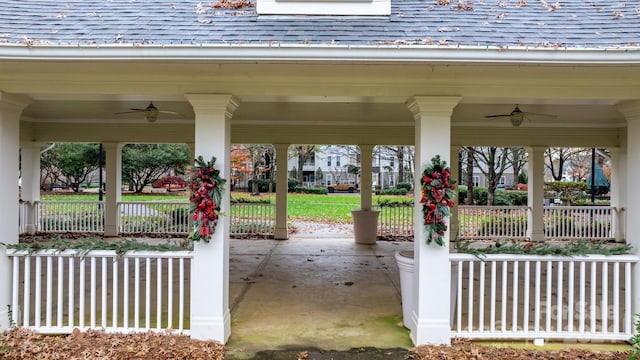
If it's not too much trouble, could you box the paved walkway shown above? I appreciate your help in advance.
[226,226,414,359]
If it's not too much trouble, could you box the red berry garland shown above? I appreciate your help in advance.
[189,156,226,243]
[420,155,457,246]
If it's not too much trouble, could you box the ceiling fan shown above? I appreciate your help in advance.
[484,104,556,126]
[114,101,181,122]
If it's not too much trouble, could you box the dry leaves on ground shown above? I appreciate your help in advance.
[0,328,224,360]
[407,338,630,360]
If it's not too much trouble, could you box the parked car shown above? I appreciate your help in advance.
[327,182,358,193]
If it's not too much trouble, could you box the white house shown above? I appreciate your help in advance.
[0,0,639,347]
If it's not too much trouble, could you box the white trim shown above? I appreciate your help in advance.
[0,44,639,64]
[258,0,389,15]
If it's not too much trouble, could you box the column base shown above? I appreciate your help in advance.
[410,315,451,346]
[190,310,231,343]
[104,225,119,237]
[274,227,288,240]
[25,224,37,235]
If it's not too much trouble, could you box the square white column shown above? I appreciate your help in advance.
[185,94,238,343]
[609,147,626,242]
[20,142,42,235]
[406,96,460,346]
[0,93,32,331]
[617,100,640,319]
[274,143,290,240]
[103,142,123,237]
[526,147,546,242]
[359,144,374,210]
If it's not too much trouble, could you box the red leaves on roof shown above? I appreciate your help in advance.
[212,0,254,9]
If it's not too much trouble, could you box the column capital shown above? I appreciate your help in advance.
[0,92,32,113]
[406,96,461,121]
[185,94,240,120]
[273,143,291,152]
[617,100,640,121]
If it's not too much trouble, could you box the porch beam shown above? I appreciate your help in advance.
[20,141,43,235]
[185,93,239,343]
[526,147,546,242]
[407,95,461,346]
[0,92,32,331]
[103,142,123,237]
[274,143,290,240]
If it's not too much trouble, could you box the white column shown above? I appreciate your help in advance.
[449,146,461,241]
[406,95,460,345]
[618,100,640,319]
[185,94,238,343]
[526,147,546,242]
[103,142,123,237]
[0,93,32,331]
[274,143,290,240]
[609,147,626,243]
[359,145,374,210]
[20,142,42,235]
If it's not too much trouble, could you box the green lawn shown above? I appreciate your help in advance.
[41,191,412,223]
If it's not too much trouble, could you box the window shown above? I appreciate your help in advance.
[336,156,341,167]
[473,176,479,187]
[327,156,332,167]
[326,174,332,185]
[500,176,506,185]
[257,0,390,16]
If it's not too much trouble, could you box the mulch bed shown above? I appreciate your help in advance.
[1,329,632,360]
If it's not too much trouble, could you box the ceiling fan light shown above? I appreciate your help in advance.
[510,112,524,126]
[145,103,159,122]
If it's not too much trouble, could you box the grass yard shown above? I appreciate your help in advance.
[41,191,413,223]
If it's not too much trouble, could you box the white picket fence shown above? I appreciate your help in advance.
[118,202,190,234]
[18,201,28,235]
[458,206,529,240]
[376,205,615,241]
[230,203,276,236]
[24,201,614,241]
[25,200,275,236]
[450,253,638,341]
[7,249,192,334]
[377,205,414,239]
[37,200,105,233]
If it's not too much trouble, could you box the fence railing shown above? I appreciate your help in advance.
[19,201,28,235]
[37,200,105,233]
[7,249,192,334]
[24,201,615,241]
[118,202,189,234]
[449,253,638,341]
[459,206,529,241]
[544,206,613,240]
[377,205,413,239]
[230,203,276,236]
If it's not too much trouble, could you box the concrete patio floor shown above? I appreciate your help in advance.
[226,229,414,359]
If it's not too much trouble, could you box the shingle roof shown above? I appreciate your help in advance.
[0,0,638,49]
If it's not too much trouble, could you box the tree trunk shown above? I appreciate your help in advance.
[396,146,405,184]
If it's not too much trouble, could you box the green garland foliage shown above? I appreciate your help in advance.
[2,237,190,258]
[454,238,631,259]
[189,155,226,242]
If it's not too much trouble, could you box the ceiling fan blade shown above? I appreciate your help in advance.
[523,112,557,118]
[484,114,511,118]
[114,109,144,115]
[158,110,182,116]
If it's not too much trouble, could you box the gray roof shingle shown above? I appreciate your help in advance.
[0,0,638,48]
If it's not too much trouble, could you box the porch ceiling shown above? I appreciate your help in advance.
[6,60,635,147]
